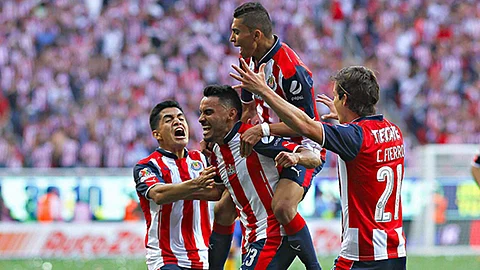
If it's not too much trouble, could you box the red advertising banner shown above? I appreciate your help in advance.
[0,221,342,258]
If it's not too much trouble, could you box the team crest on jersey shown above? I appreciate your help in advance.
[190,160,203,171]
[266,74,277,90]
[226,164,236,176]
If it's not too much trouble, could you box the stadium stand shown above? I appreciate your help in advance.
[0,0,479,168]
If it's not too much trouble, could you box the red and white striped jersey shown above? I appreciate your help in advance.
[210,122,305,250]
[133,148,211,270]
[321,115,407,261]
[241,35,322,152]
[241,36,319,125]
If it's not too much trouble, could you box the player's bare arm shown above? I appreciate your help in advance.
[185,183,224,201]
[230,59,325,145]
[240,122,303,157]
[472,166,480,188]
[241,101,258,123]
[148,166,217,205]
[275,147,322,169]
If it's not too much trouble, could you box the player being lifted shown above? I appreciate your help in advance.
[199,85,322,269]
[231,63,407,269]
[209,3,324,269]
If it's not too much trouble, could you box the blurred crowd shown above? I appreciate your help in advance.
[0,0,479,168]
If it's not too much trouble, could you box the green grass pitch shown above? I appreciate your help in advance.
[1,256,479,270]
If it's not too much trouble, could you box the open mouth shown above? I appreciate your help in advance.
[202,126,211,135]
[174,127,186,138]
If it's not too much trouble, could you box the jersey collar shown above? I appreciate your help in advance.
[223,121,243,144]
[255,35,281,67]
[352,114,384,123]
[156,148,188,159]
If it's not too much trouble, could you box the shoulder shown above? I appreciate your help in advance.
[237,122,254,134]
[274,43,310,78]
[187,149,204,159]
[136,150,162,166]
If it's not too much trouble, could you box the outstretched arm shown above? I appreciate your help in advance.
[230,59,325,145]
[275,147,322,169]
[185,185,224,201]
[472,166,480,188]
[241,101,258,123]
[148,166,217,205]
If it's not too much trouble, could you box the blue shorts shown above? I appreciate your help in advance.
[333,256,406,270]
[279,164,323,196]
[241,237,295,270]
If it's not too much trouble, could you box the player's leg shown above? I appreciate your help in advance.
[225,220,243,269]
[240,237,293,270]
[332,256,354,270]
[209,190,237,270]
[264,237,296,269]
[272,166,321,270]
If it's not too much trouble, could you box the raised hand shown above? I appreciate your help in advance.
[200,139,213,158]
[192,166,217,188]
[246,117,260,125]
[274,151,300,168]
[230,58,268,95]
[316,94,339,120]
[240,125,262,157]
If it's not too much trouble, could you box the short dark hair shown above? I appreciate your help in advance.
[203,85,243,120]
[234,2,273,38]
[149,100,183,131]
[331,66,379,117]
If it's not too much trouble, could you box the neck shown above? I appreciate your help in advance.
[253,36,275,62]
[216,122,236,146]
[159,144,185,158]
[344,111,361,123]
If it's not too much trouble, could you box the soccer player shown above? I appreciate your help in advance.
[199,85,322,270]
[472,149,480,188]
[133,101,223,270]
[231,63,407,269]
[210,2,324,269]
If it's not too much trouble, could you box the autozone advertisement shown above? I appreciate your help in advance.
[0,221,341,258]
[0,223,145,258]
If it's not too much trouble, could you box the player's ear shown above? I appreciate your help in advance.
[228,108,237,121]
[342,95,348,107]
[152,129,162,141]
[253,29,262,41]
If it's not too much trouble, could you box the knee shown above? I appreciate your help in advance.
[214,201,237,225]
[272,200,297,225]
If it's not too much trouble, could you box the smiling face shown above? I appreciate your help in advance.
[230,17,257,59]
[198,96,235,144]
[152,107,189,152]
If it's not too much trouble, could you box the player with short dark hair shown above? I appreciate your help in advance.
[199,85,321,270]
[209,2,324,269]
[231,63,407,270]
[134,100,223,270]
[233,2,273,39]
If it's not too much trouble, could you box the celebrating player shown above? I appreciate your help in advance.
[133,101,223,270]
[210,3,323,269]
[199,85,322,270]
[231,63,407,269]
